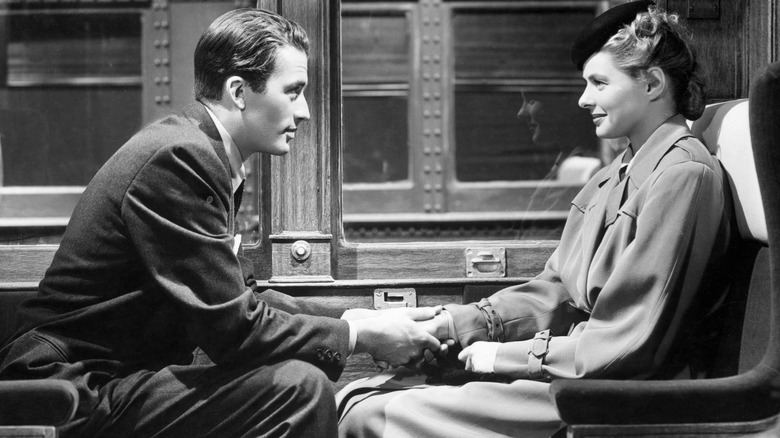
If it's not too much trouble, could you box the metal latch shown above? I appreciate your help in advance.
[466,248,506,278]
[373,288,416,309]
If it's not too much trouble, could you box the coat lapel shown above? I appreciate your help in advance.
[602,115,695,227]
[579,158,622,277]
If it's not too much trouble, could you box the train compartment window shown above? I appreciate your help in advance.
[341,1,609,242]
[0,2,260,245]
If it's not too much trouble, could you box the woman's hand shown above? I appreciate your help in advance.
[458,341,500,374]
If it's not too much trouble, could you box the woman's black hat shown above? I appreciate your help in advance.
[570,0,655,70]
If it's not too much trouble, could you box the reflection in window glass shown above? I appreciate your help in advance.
[455,90,598,182]
[453,8,599,183]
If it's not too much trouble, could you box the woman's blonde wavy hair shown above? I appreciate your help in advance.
[602,6,705,120]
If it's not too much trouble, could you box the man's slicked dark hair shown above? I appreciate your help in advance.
[194,8,309,101]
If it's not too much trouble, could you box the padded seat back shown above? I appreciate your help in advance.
[687,100,770,376]
[690,99,767,243]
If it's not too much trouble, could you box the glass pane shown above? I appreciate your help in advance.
[455,89,598,182]
[343,95,409,183]
[341,9,411,184]
[7,14,141,85]
[0,89,142,186]
[2,13,142,186]
[453,8,593,80]
[0,6,260,245]
[342,12,410,84]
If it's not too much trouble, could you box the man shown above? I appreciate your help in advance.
[0,9,440,437]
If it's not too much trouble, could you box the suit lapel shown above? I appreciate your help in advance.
[185,101,232,178]
[183,101,236,232]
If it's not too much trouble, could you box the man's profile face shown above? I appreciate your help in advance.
[240,45,310,156]
[517,91,545,146]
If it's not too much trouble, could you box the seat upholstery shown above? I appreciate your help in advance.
[0,380,78,427]
[690,99,767,243]
[0,291,78,435]
[550,61,780,435]
[557,156,602,184]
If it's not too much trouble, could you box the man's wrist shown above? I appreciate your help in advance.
[346,320,358,356]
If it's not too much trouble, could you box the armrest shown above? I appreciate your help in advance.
[0,379,79,426]
[549,367,780,425]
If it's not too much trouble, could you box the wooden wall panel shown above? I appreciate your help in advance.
[662,0,779,100]
[258,0,340,281]
[666,0,744,100]
[747,0,780,87]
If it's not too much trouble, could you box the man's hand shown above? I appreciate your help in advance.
[458,341,500,374]
[341,305,442,321]
[351,309,442,367]
[415,311,451,341]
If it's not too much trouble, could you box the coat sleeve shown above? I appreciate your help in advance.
[444,256,577,347]
[489,161,726,380]
[121,142,350,380]
[444,169,608,346]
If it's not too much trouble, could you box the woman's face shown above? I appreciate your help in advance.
[578,51,651,144]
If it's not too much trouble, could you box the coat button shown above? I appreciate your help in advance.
[206,196,214,204]
[325,351,334,361]
[316,349,324,360]
[334,353,342,362]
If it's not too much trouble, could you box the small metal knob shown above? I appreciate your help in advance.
[290,240,311,263]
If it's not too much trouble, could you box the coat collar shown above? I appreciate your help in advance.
[578,114,694,268]
[595,114,693,189]
[624,114,693,189]
[181,100,232,182]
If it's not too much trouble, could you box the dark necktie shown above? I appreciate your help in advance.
[234,179,245,212]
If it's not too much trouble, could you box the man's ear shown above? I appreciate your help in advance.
[646,67,666,101]
[225,76,247,110]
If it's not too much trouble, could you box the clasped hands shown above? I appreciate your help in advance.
[342,306,498,374]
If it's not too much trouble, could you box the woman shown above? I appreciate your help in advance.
[339,2,730,437]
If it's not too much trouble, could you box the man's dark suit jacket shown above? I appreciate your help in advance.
[0,102,350,415]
